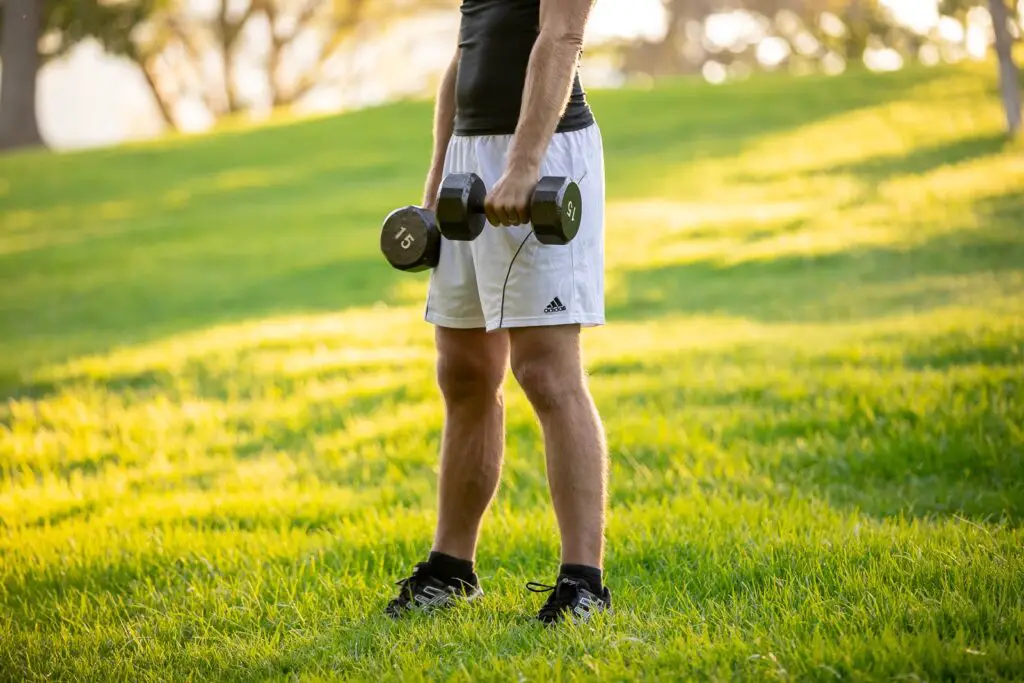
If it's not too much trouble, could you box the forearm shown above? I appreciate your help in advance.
[505,31,584,176]
[423,53,460,207]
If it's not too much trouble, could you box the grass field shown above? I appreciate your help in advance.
[1,60,1023,681]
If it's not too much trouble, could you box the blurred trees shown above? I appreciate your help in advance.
[621,0,920,77]
[620,0,1020,80]
[0,0,159,150]
[2,0,1019,149]
[0,0,454,149]
[126,0,455,131]
[614,0,1020,134]
[940,0,1021,23]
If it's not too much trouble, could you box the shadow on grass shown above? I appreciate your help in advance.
[607,192,1024,324]
[818,132,1010,180]
[733,132,1011,185]
[596,66,949,193]
[0,249,410,398]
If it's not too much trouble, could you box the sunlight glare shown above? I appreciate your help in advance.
[938,16,966,43]
[757,37,792,68]
[879,0,940,34]
[702,61,728,84]
[586,0,668,42]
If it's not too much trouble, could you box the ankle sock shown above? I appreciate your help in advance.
[560,563,603,594]
[427,551,475,585]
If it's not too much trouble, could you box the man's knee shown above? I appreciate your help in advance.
[436,330,507,403]
[510,328,584,412]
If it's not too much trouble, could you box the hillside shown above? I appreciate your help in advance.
[1,61,1022,681]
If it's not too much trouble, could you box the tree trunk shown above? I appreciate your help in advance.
[989,0,1021,136]
[0,0,45,151]
[138,56,178,130]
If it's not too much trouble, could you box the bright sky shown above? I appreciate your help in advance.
[7,0,1001,151]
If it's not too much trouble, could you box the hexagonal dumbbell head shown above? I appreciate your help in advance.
[437,173,487,241]
[380,206,441,272]
[531,177,582,246]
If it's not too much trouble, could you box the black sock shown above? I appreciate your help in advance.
[427,551,475,585]
[560,563,603,594]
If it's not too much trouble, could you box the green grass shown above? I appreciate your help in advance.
[1,61,1023,681]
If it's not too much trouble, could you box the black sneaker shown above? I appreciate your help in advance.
[385,562,483,617]
[527,575,611,624]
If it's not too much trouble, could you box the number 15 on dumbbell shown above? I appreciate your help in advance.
[380,173,583,272]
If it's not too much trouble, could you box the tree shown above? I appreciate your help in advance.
[619,0,912,78]
[988,0,1021,135]
[0,0,46,150]
[128,0,455,131]
[0,0,161,151]
[940,0,1021,136]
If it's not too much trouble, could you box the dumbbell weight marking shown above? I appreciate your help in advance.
[531,175,583,245]
[379,205,440,272]
[394,225,415,250]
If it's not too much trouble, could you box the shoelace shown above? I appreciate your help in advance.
[391,562,432,604]
[527,578,582,619]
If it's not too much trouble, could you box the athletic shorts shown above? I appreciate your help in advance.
[424,122,606,332]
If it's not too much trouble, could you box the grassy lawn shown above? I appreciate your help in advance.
[1,60,1022,681]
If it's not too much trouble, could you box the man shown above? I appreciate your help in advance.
[385,0,609,624]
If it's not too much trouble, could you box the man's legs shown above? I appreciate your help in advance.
[395,122,609,620]
[431,326,509,561]
[385,326,508,617]
[510,324,608,570]
[510,324,611,623]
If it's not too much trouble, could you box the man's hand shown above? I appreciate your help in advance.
[485,165,537,227]
[422,170,443,213]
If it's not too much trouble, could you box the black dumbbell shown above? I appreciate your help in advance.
[380,172,584,271]
[378,173,483,271]
[379,205,441,272]
[438,173,583,246]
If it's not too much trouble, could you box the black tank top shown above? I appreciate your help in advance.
[454,0,595,136]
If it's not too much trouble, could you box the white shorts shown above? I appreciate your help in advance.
[424,123,606,332]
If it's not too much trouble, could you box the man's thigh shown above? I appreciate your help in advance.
[509,324,582,371]
[508,325,588,410]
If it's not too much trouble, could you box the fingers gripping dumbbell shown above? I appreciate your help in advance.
[380,173,584,271]
[440,173,583,245]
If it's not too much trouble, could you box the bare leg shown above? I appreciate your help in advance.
[431,326,510,562]
[510,325,608,568]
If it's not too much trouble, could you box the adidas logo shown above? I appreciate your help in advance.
[543,297,567,314]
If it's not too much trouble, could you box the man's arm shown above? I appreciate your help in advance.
[505,0,594,179]
[422,48,461,210]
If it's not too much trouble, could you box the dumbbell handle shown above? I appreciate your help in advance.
[437,172,567,219]
[436,172,580,245]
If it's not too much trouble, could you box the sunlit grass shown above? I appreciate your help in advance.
[1,61,1023,681]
